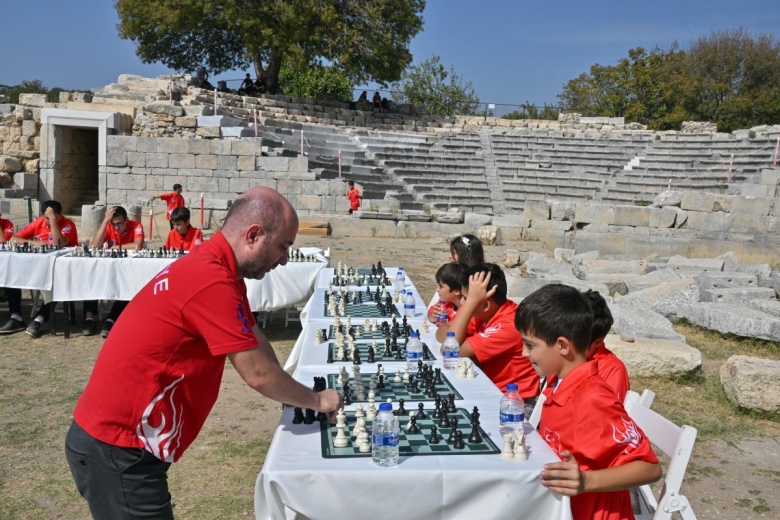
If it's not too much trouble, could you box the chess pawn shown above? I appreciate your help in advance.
[501,434,515,458]
[403,367,410,382]
[359,431,371,452]
[372,319,378,331]
[364,319,370,330]
[513,435,528,461]
[355,404,365,418]
[466,359,476,379]
[352,416,366,438]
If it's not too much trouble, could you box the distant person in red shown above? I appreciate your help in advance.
[0,211,13,243]
[165,207,203,251]
[81,206,146,339]
[151,183,185,229]
[0,200,79,337]
[346,181,361,215]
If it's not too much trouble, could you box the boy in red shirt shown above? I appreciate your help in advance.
[151,183,185,229]
[583,290,630,404]
[346,181,361,215]
[515,284,661,520]
[79,206,146,338]
[426,263,464,325]
[165,207,203,251]
[435,263,539,412]
[0,201,79,336]
[0,213,13,243]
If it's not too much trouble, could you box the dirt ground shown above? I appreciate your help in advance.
[1,234,779,518]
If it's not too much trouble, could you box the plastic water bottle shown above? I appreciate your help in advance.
[372,402,400,467]
[441,331,460,370]
[436,300,449,326]
[394,268,405,293]
[499,383,525,434]
[403,291,415,318]
[406,332,423,369]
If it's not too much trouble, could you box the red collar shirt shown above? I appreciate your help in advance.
[1,218,13,240]
[165,226,203,251]
[540,362,658,520]
[591,343,630,404]
[160,192,186,220]
[467,300,539,396]
[102,219,144,247]
[346,188,361,210]
[72,232,258,462]
[17,215,78,246]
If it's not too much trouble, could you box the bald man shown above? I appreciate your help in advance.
[65,188,341,519]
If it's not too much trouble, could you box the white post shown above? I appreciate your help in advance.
[727,154,734,183]
[774,137,779,166]
[338,150,342,178]
[300,131,304,156]
[214,88,218,115]
[253,109,258,137]
[668,178,671,190]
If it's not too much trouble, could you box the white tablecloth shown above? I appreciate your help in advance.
[255,366,571,520]
[0,249,71,291]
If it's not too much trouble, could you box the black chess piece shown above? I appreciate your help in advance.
[433,397,442,419]
[377,374,385,389]
[416,402,426,420]
[343,387,352,406]
[407,415,420,434]
[434,368,443,385]
[179,245,185,256]
[396,398,406,416]
[429,425,440,444]
[402,315,408,329]
[316,411,327,423]
[303,408,316,424]
[471,406,481,423]
[383,340,392,358]
[468,419,483,444]
[352,349,361,365]
[439,412,451,428]
[371,263,377,275]
[327,348,334,363]
[341,348,349,362]
[447,418,459,443]
[417,360,424,372]
[292,407,304,424]
[321,328,328,341]
[376,364,383,376]
[447,394,457,413]
[453,430,465,450]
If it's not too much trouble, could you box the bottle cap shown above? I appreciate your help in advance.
[378,402,392,411]
[446,331,455,337]
[410,332,419,338]
[506,383,518,391]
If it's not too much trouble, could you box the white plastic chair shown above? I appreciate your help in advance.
[625,388,656,409]
[528,392,546,429]
[624,392,698,520]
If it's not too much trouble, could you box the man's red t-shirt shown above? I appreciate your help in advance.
[0,218,14,240]
[17,215,78,246]
[346,188,361,210]
[165,226,203,251]
[101,219,144,247]
[540,362,658,520]
[591,342,630,404]
[466,300,539,396]
[72,232,258,462]
[160,192,186,220]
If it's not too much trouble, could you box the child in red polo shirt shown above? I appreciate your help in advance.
[516,284,661,520]
[583,290,630,404]
[427,262,465,325]
[151,183,185,229]
[346,181,361,215]
[165,207,203,251]
[0,213,13,243]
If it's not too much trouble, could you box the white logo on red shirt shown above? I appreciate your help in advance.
[479,323,502,338]
[611,417,642,454]
[136,375,184,462]
[542,427,562,455]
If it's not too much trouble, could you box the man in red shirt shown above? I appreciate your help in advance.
[65,187,342,518]
[165,207,203,251]
[0,200,79,336]
[346,180,361,215]
[78,206,145,338]
[151,183,185,229]
[435,263,539,412]
[583,290,630,403]
[516,284,661,520]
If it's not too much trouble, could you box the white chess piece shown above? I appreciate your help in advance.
[501,434,515,458]
[372,319,378,331]
[466,360,476,379]
[393,370,402,383]
[403,367,410,382]
[333,424,349,447]
[359,431,371,452]
[355,404,365,418]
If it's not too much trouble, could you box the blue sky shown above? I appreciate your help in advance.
[2,0,778,108]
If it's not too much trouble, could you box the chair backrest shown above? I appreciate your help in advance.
[624,392,698,520]
[624,388,656,410]
[528,392,546,429]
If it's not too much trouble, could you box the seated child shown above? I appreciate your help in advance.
[583,290,630,403]
[427,263,465,324]
[165,207,204,251]
[435,263,539,407]
[515,284,661,520]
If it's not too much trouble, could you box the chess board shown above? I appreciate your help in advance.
[325,341,436,363]
[319,407,499,458]
[326,370,462,403]
[330,274,390,288]
[323,302,399,318]
[326,324,415,341]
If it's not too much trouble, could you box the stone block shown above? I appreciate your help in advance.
[273,171,317,181]
[21,120,37,136]
[293,195,322,211]
[492,215,529,228]
[18,93,46,107]
[730,263,773,288]
[666,255,725,276]
[476,225,501,245]
[247,179,277,191]
[652,190,683,208]
[168,154,195,169]
[605,336,701,377]
[744,299,780,318]
[550,201,576,221]
[524,200,550,221]
[217,155,237,170]
[464,213,492,228]
[187,139,212,155]
[175,116,198,128]
[553,248,575,263]
[288,157,309,172]
[330,217,396,237]
[530,220,573,231]
[195,154,217,170]
[614,278,700,319]
[506,276,547,298]
[613,206,651,227]
[301,181,331,196]
[156,138,189,154]
[232,140,261,156]
[434,213,464,224]
[649,207,677,228]
[126,152,146,168]
[697,271,757,290]
[575,203,614,225]
[577,259,647,277]
[721,356,780,412]
[0,156,22,173]
[740,184,772,197]
[761,169,780,186]
[277,179,302,195]
[700,287,776,303]
[524,253,575,280]
[681,192,731,212]
[503,249,523,268]
[186,176,220,192]
[106,151,127,167]
[610,303,685,342]
[573,232,625,256]
[229,177,251,192]
[257,157,291,171]
[196,127,221,139]
[678,302,780,341]
[211,140,232,155]
[135,138,157,153]
[236,155,255,171]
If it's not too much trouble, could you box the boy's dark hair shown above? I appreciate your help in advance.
[41,200,63,214]
[435,262,466,291]
[450,234,484,267]
[170,207,191,223]
[462,263,507,305]
[583,289,614,342]
[347,181,355,187]
[112,206,128,220]
[515,284,593,354]
[173,183,182,191]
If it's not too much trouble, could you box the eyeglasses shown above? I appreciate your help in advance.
[110,220,126,228]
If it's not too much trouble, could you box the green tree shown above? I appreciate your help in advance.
[391,55,480,116]
[6,79,48,103]
[115,0,425,95]
[278,62,353,102]
[503,102,559,121]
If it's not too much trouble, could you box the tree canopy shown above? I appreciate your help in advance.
[558,29,780,132]
[278,62,353,103]
[115,0,426,94]
[391,55,480,117]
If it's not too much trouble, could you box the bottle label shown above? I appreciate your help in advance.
[443,349,459,359]
[407,351,423,361]
[499,411,524,423]
[373,432,399,447]
[404,304,415,313]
